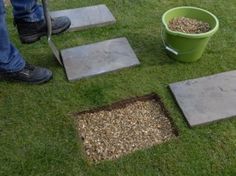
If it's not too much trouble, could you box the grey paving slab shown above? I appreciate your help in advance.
[61,37,140,81]
[169,71,236,127]
[50,4,116,32]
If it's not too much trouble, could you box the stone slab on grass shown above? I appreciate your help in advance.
[61,37,140,81]
[74,94,177,162]
[50,4,116,32]
[170,71,236,127]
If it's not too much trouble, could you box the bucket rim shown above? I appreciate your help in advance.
[162,6,219,38]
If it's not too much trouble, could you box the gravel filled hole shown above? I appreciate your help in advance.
[74,94,177,162]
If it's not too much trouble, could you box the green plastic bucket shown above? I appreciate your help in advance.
[162,6,219,62]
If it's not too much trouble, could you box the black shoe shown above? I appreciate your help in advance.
[15,16,71,44]
[1,63,53,84]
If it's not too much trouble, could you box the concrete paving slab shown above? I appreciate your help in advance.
[170,71,236,127]
[50,4,116,32]
[61,37,140,81]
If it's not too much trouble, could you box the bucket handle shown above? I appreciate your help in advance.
[165,46,178,55]
[161,26,179,55]
[161,26,198,56]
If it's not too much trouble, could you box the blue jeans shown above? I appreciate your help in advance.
[0,0,44,73]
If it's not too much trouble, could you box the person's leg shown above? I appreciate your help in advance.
[10,0,44,22]
[0,0,52,83]
[0,0,25,73]
[11,0,71,44]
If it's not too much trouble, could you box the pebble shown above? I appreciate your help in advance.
[168,17,211,34]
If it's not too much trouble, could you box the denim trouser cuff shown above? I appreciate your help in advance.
[0,0,26,73]
[11,0,44,22]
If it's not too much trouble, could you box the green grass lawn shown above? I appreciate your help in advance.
[1,0,236,175]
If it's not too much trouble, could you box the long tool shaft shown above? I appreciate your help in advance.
[42,0,63,65]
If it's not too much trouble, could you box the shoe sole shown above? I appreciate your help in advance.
[0,72,53,84]
[20,21,71,44]
[28,72,53,84]
[20,32,47,44]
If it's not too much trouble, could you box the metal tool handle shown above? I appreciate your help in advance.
[42,0,63,65]
[42,0,52,39]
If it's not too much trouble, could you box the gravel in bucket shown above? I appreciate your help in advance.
[168,17,211,34]
[74,94,177,162]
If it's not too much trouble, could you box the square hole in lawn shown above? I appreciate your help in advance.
[74,94,177,162]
